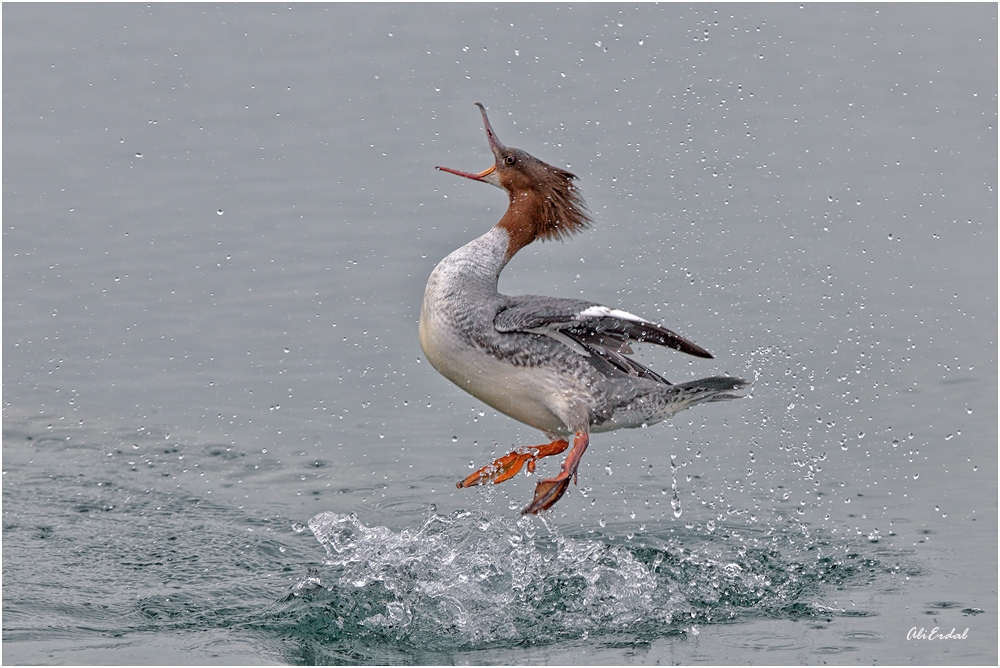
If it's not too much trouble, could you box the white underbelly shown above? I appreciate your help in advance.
[420,320,569,434]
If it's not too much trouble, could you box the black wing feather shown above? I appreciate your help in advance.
[495,296,713,359]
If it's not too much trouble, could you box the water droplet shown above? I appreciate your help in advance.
[669,456,683,518]
[217,209,224,216]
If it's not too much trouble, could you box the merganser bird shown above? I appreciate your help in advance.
[419,103,747,514]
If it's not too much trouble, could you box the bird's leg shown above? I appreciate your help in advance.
[457,439,568,489]
[522,431,589,514]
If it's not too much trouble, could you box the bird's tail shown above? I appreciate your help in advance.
[597,375,749,432]
[674,376,750,405]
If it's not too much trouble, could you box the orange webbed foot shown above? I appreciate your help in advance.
[520,431,590,514]
[521,474,571,514]
[457,439,568,489]
[457,450,527,488]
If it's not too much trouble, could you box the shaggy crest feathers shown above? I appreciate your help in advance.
[531,164,592,242]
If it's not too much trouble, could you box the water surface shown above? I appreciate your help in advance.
[4,4,996,664]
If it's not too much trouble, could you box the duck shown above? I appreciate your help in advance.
[419,103,747,514]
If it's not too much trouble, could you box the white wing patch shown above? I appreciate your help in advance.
[577,305,651,324]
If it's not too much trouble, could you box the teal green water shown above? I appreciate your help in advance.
[3,407,903,664]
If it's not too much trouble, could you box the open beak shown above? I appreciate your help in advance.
[436,103,505,187]
[436,164,496,182]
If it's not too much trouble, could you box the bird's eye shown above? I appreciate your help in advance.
[504,155,516,166]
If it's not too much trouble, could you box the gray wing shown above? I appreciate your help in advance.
[494,295,713,384]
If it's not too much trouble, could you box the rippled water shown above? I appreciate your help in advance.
[4,3,996,665]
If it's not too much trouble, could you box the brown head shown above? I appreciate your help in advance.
[437,103,592,257]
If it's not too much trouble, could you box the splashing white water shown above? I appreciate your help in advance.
[288,507,876,648]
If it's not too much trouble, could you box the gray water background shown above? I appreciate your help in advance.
[3,3,997,664]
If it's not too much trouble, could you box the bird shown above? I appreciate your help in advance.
[419,103,747,514]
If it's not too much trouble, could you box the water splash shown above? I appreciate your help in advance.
[670,454,683,519]
[277,508,884,651]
